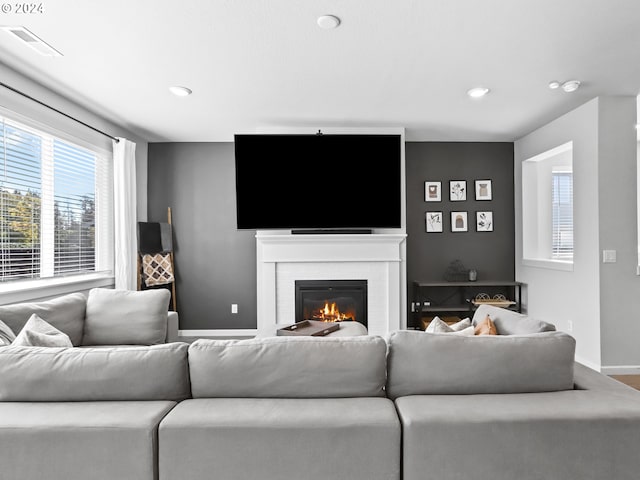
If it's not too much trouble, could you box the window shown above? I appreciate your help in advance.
[522,141,573,269]
[551,171,573,259]
[0,115,113,284]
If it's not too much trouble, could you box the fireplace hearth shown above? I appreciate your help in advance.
[295,280,368,328]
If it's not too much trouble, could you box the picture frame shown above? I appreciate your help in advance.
[425,211,443,232]
[450,211,468,232]
[424,181,442,202]
[475,180,492,200]
[449,180,466,201]
[476,211,493,232]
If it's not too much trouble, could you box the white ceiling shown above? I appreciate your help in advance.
[0,0,639,143]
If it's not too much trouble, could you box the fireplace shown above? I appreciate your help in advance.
[295,280,368,328]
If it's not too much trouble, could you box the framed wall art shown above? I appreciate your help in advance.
[450,211,468,232]
[476,211,493,232]
[475,180,492,200]
[425,181,442,202]
[449,180,466,201]
[425,212,443,232]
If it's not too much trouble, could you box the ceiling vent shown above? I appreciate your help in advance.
[1,26,62,56]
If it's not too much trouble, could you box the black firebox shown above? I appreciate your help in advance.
[294,280,367,327]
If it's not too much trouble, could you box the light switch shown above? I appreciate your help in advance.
[602,250,617,263]
[231,304,238,314]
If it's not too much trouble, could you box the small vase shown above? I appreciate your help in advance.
[468,269,477,282]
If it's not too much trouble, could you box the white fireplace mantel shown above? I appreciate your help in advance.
[256,232,407,336]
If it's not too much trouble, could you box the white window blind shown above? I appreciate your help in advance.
[0,115,113,283]
[551,171,573,259]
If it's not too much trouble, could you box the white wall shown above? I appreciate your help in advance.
[515,96,638,372]
[0,61,148,220]
[515,98,601,369]
[597,97,639,372]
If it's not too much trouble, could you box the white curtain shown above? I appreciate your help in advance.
[113,138,137,290]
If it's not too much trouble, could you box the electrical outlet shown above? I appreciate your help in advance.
[602,250,617,263]
[567,320,573,332]
[231,304,238,314]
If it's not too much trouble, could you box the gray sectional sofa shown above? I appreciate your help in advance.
[1,297,640,480]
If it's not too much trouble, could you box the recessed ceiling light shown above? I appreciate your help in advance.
[467,87,490,98]
[169,86,192,97]
[548,81,560,90]
[561,80,581,93]
[0,26,62,56]
[317,15,340,29]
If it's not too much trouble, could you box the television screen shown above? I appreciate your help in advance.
[234,134,402,230]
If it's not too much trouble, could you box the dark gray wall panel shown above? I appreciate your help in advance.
[148,141,514,331]
[147,143,256,330]
[405,142,515,304]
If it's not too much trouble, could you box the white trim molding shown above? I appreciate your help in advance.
[179,329,257,338]
[600,365,640,375]
[0,273,114,305]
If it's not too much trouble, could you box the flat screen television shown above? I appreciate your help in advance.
[234,133,402,230]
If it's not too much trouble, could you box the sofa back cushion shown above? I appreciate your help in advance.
[472,304,556,335]
[0,319,16,346]
[0,342,190,401]
[82,288,170,345]
[188,336,387,398]
[11,314,73,347]
[0,293,86,346]
[386,330,575,399]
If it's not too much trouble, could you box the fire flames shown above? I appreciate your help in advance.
[312,302,353,322]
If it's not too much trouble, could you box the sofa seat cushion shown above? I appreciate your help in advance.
[395,388,640,480]
[386,330,576,399]
[0,292,86,346]
[159,397,400,480]
[0,400,176,480]
[0,342,190,401]
[472,304,556,335]
[188,335,387,398]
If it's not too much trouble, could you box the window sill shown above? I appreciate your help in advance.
[522,258,574,272]
[0,273,115,305]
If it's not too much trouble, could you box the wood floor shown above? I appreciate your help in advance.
[611,375,640,390]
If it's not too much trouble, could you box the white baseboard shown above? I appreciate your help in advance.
[575,356,601,372]
[600,365,640,375]
[178,329,257,338]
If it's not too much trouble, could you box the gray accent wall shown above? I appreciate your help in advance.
[147,143,257,330]
[148,141,515,331]
[405,142,515,284]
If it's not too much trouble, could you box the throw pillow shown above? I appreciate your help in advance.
[425,317,475,336]
[454,325,476,336]
[0,319,16,346]
[425,316,452,333]
[82,288,170,345]
[12,314,73,347]
[450,317,472,331]
[474,314,498,336]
